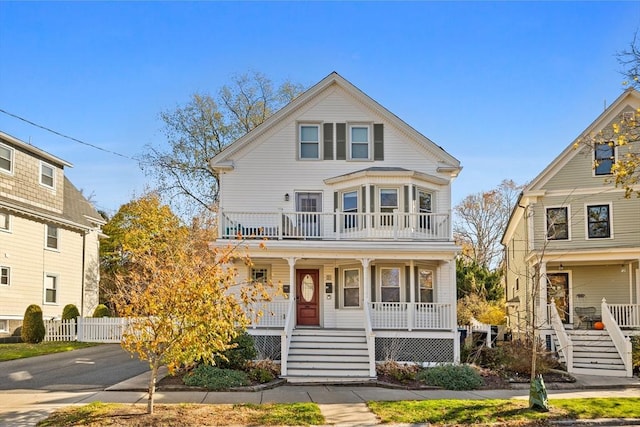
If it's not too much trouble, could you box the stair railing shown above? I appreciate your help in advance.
[548,300,573,372]
[363,303,377,377]
[601,298,633,377]
[280,297,296,377]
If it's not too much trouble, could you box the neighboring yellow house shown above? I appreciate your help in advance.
[0,131,104,337]
[502,88,640,377]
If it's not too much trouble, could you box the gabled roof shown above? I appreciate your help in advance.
[0,130,73,168]
[524,87,640,192]
[209,71,461,170]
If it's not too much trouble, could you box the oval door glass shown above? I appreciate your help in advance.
[302,274,314,302]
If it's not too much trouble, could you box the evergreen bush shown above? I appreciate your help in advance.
[184,365,249,390]
[21,304,46,343]
[62,304,80,320]
[92,304,110,317]
[416,364,483,390]
[214,330,257,370]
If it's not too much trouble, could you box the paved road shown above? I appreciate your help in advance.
[0,344,149,391]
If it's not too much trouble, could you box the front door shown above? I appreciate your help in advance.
[547,273,570,323]
[296,269,320,326]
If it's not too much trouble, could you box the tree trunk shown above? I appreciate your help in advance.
[147,361,158,414]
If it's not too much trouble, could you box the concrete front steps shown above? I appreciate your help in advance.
[283,328,375,383]
[556,330,627,377]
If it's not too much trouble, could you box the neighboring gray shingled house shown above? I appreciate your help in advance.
[0,131,104,336]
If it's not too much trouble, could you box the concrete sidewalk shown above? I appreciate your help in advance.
[2,373,640,427]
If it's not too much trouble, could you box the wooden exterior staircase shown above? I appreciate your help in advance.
[283,328,375,383]
[555,330,628,377]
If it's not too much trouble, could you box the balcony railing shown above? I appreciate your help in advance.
[369,302,453,330]
[220,210,451,241]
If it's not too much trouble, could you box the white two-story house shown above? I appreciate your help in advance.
[209,72,462,382]
[502,88,640,377]
[0,131,104,338]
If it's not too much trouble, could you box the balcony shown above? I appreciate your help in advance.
[219,210,451,241]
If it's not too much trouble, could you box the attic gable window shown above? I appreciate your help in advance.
[299,124,320,159]
[349,125,370,160]
[594,143,614,176]
[40,162,55,188]
[0,143,13,173]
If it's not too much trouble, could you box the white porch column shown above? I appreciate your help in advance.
[286,257,298,301]
[635,259,640,305]
[360,258,372,303]
[409,260,415,331]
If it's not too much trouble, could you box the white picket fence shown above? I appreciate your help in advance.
[44,318,128,343]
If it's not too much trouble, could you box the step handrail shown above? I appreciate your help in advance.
[280,297,296,377]
[601,298,633,377]
[548,301,573,372]
[363,303,376,377]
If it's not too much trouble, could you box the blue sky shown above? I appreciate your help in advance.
[1,1,639,214]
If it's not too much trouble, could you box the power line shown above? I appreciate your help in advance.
[0,108,135,160]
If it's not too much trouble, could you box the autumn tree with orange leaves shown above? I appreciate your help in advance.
[106,195,274,414]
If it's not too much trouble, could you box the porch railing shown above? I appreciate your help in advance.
[606,304,640,328]
[247,301,289,328]
[369,302,453,330]
[548,302,573,372]
[602,298,633,377]
[220,210,451,241]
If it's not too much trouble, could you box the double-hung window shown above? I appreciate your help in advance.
[380,267,401,302]
[251,266,269,284]
[380,188,398,226]
[0,267,9,286]
[343,190,358,229]
[0,212,9,232]
[546,207,569,240]
[0,143,13,173]
[586,204,611,239]
[349,125,370,159]
[343,268,360,308]
[44,274,58,304]
[46,225,59,250]
[594,143,614,176]
[40,162,55,188]
[418,189,432,230]
[419,269,434,303]
[299,125,320,159]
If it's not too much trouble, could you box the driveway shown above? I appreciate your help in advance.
[0,344,149,391]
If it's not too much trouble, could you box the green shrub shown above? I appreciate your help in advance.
[184,365,249,390]
[416,364,483,390]
[62,304,80,320]
[475,339,559,376]
[21,304,46,343]
[92,304,110,318]
[214,330,257,370]
[248,367,275,383]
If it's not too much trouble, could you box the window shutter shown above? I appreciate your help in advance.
[403,185,409,212]
[323,123,334,160]
[371,266,376,302]
[333,192,338,232]
[370,185,375,213]
[336,123,346,160]
[335,268,340,309]
[374,123,384,161]
[405,266,410,302]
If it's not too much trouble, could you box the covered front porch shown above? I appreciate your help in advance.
[537,256,640,377]
[234,249,459,382]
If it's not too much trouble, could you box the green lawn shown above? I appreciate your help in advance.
[368,398,640,425]
[0,341,99,361]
